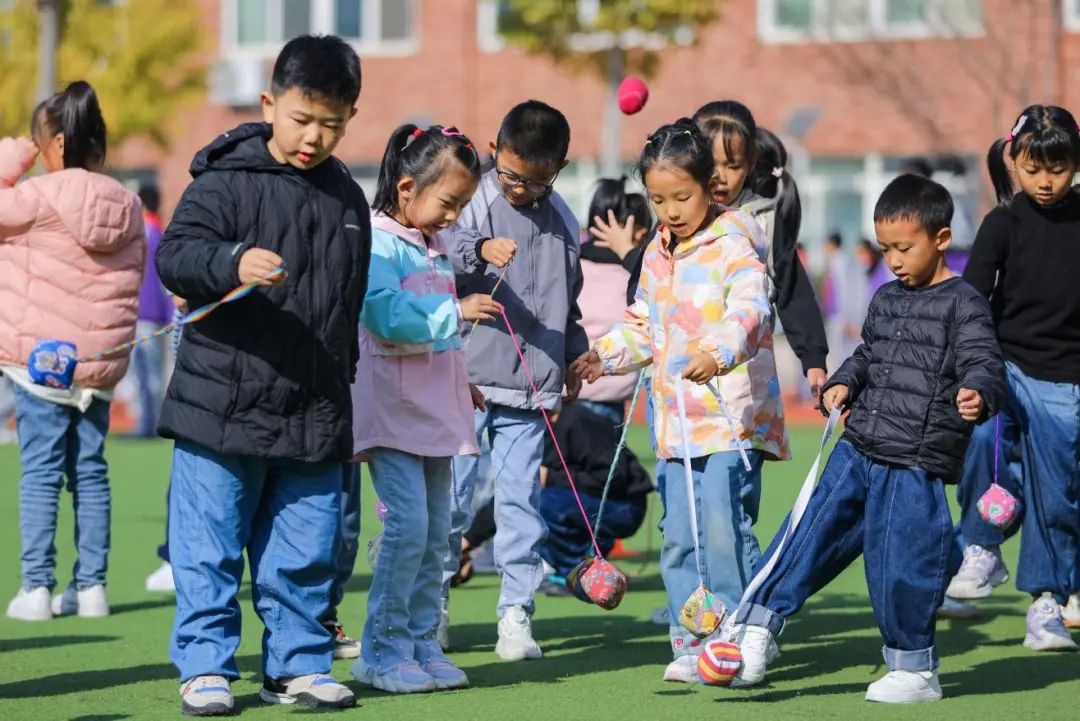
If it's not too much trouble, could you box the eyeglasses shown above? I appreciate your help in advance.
[494,152,560,195]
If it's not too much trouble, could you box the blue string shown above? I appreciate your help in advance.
[594,370,647,533]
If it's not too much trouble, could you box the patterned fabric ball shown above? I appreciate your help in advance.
[977,483,1019,529]
[566,557,627,610]
[679,584,725,638]
[28,340,78,389]
[698,640,742,686]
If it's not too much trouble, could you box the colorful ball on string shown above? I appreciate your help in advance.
[698,640,743,686]
[27,340,78,389]
[679,584,725,638]
[977,483,1019,529]
[566,557,628,610]
[617,76,649,115]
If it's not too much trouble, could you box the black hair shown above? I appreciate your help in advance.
[138,184,161,213]
[857,238,882,273]
[31,81,106,170]
[637,118,714,191]
[587,176,652,233]
[495,100,571,169]
[271,34,361,106]
[750,127,802,247]
[873,173,954,237]
[373,124,482,216]
[692,100,758,171]
[988,104,1080,204]
[826,232,843,249]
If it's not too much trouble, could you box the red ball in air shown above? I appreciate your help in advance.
[617,76,649,115]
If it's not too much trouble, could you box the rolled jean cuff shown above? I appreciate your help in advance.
[883,645,938,672]
[734,603,785,637]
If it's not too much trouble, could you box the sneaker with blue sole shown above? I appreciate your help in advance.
[416,640,470,690]
[258,674,356,708]
[352,660,437,694]
[180,675,234,717]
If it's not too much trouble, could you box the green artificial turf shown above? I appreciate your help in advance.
[1,426,1077,720]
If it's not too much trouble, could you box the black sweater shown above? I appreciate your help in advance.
[963,190,1080,384]
[824,278,1004,482]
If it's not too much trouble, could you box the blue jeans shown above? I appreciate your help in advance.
[1006,362,1080,601]
[168,440,342,682]
[329,462,362,616]
[957,412,1022,549]
[130,322,166,438]
[444,404,546,617]
[540,486,647,577]
[14,388,111,590]
[662,450,764,658]
[735,440,952,672]
[362,449,452,671]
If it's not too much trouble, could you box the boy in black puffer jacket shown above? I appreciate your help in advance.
[728,175,1003,704]
[156,36,370,716]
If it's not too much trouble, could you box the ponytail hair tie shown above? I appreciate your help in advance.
[1005,115,1027,142]
[771,166,784,179]
[402,127,425,151]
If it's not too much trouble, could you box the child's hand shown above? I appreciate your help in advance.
[239,249,287,285]
[590,210,637,261]
[822,385,849,414]
[571,350,604,383]
[172,296,188,312]
[682,352,720,384]
[806,368,827,401]
[459,294,502,322]
[956,388,983,422]
[564,368,582,403]
[481,237,517,268]
[469,383,486,411]
[17,137,40,165]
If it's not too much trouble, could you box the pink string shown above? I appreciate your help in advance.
[498,307,604,559]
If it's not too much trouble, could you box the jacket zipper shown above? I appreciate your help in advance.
[657,240,679,456]
[306,185,320,459]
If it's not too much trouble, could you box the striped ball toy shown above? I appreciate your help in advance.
[697,640,743,686]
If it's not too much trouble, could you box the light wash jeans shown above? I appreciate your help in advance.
[661,449,763,658]
[362,449,452,671]
[14,387,111,591]
[443,404,547,617]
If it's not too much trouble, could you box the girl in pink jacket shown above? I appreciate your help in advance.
[1,81,144,623]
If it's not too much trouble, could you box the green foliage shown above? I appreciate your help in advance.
[0,0,205,146]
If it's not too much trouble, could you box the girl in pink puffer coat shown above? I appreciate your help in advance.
[0,81,144,622]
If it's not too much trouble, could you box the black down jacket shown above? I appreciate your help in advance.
[156,123,371,462]
[823,277,1004,482]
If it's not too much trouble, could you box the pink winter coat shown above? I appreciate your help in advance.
[0,137,145,389]
[578,254,639,403]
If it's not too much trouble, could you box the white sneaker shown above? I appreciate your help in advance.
[259,674,356,708]
[180,675,234,716]
[865,670,943,703]
[437,606,451,652]
[496,606,542,661]
[946,544,1009,600]
[729,624,778,687]
[1061,593,1080,630]
[936,595,980,620]
[145,561,175,593]
[662,654,700,683]
[51,584,109,618]
[1024,593,1078,651]
[5,587,52,621]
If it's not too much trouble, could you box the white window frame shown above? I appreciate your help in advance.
[757,0,984,45]
[477,0,694,55]
[1066,0,1080,32]
[220,0,419,60]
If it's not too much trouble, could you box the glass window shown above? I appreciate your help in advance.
[776,0,813,29]
[381,0,413,40]
[335,0,362,38]
[237,0,268,44]
[886,0,926,24]
[283,0,311,38]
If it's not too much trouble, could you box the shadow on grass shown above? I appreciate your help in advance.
[108,598,179,615]
[0,635,118,652]
[69,716,131,721]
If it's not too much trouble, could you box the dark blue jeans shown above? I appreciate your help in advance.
[735,440,952,672]
[539,485,647,577]
[956,412,1022,549]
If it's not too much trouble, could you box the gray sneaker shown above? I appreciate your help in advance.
[946,545,1009,600]
[937,595,980,620]
[258,674,356,708]
[180,675,234,717]
[1023,593,1078,651]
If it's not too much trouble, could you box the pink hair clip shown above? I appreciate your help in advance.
[1005,115,1027,142]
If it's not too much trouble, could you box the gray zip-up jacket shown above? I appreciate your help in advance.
[447,170,588,411]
